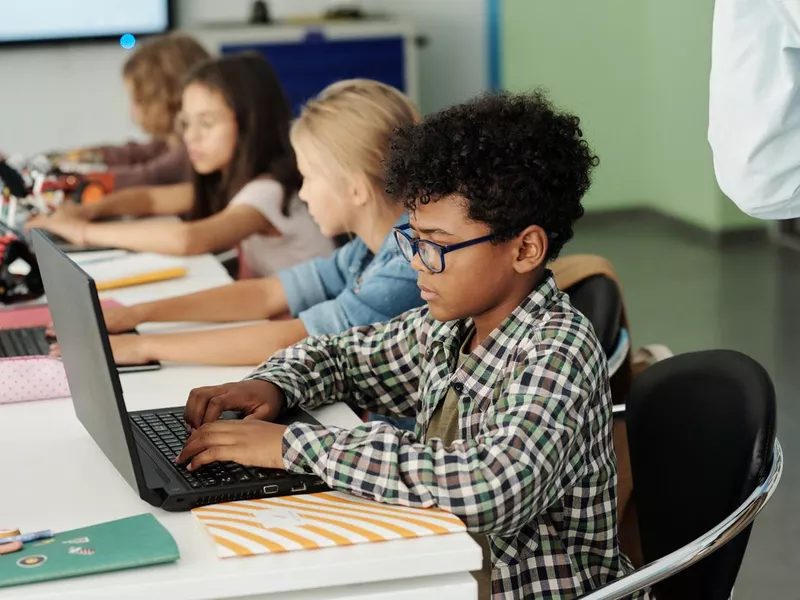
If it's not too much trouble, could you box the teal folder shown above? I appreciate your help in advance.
[0,514,179,588]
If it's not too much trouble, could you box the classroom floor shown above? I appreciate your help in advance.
[567,213,799,597]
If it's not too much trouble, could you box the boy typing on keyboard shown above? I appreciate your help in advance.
[177,92,640,599]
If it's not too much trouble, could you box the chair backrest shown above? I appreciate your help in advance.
[627,350,776,600]
[565,275,623,358]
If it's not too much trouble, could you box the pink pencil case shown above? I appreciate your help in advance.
[0,356,70,404]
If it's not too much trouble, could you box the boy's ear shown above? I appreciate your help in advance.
[512,225,548,274]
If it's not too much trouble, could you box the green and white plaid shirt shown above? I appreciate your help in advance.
[247,273,638,599]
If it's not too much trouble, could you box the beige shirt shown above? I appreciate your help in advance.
[229,179,334,278]
[424,328,492,600]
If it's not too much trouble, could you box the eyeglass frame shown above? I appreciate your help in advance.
[393,223,501,274]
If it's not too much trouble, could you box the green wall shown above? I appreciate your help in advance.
[501,0,762,232]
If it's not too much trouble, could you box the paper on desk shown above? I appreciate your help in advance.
[68,249,130,265]
[192,491,466,558]
[80,253,187,290]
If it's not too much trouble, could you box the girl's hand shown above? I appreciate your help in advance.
[26,215,87,246]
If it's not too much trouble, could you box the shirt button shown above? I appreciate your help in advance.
[452,381,464,393]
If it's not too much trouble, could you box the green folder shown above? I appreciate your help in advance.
[0,514,179,589]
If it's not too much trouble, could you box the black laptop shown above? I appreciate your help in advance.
[31,230,327,511]
[0,325,161,373]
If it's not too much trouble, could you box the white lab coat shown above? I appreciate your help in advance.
[709,0,800,219]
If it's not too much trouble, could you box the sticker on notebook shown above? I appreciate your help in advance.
[17,555,47,568]
[32,538,55,547]
[68,546,95,556]
[254,508,306,529]
[62,537,90,544]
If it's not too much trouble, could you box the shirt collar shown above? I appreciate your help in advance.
[429,270,560,359]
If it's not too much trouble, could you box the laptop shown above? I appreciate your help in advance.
[0,325,161,373]
[30,229,327,511]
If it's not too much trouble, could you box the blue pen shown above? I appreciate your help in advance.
[0,530,52,545]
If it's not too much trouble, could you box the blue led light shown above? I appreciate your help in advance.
[120,34,136,50]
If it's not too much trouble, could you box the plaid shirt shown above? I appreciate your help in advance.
[247,273,638,599]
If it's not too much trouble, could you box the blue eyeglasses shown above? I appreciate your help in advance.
[393,223,500,274]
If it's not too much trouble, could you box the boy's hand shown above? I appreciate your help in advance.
[176,420,288,471]
[184,380,286,429]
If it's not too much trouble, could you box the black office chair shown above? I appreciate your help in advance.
[578,350,782,600]
[566,275,623,360]
[566,275,630,412]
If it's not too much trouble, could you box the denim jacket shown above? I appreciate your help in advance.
[277,215,423,335]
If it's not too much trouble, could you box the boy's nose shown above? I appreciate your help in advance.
[410,252,428,273]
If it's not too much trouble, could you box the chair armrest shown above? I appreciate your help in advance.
[577,439,783,600]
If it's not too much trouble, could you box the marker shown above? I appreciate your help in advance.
[0,530,53,545]
[0,528,20,539]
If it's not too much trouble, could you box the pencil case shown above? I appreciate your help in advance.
[0,356,70,404]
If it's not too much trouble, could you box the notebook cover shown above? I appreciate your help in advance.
[192,491,466,558]
[0,514,179,588]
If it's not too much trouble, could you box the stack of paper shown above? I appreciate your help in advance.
[80,253,187,291]
[192,491,466,558]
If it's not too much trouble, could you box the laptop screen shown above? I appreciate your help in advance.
[30,230,144,493]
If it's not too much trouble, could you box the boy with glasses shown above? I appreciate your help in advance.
[178,91,639,599]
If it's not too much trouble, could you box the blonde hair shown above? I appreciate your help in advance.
[123,33,210,138]
[290,79,420,200]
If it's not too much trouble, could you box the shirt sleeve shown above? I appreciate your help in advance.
[98,140,168,166]
[227,179,287,228]
[276,242,357,317]
[245,307,426,418]
[109,144,192,189]
[297,254,421,335]
[709,0,800,219]
[274,338,605,536]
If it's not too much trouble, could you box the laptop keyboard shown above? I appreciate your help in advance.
[131,411,285,490]
[0,327,50,357]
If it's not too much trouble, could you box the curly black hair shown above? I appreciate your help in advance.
[384,89,598,260]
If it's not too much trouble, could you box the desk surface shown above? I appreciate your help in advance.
[0,253,481,599]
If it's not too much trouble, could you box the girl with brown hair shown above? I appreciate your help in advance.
[30,53,333,277]
[67,33,210,189]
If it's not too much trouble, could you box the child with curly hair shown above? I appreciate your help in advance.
[63,33,210,189]
[176,90,641,599]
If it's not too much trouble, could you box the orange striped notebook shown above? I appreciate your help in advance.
[191,491,466,558]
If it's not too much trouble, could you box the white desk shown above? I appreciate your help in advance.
[0,254,481,599]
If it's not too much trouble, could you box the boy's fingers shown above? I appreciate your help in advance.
[188,447,228,471]
[184,386,218,429]
[177,427,234,465]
